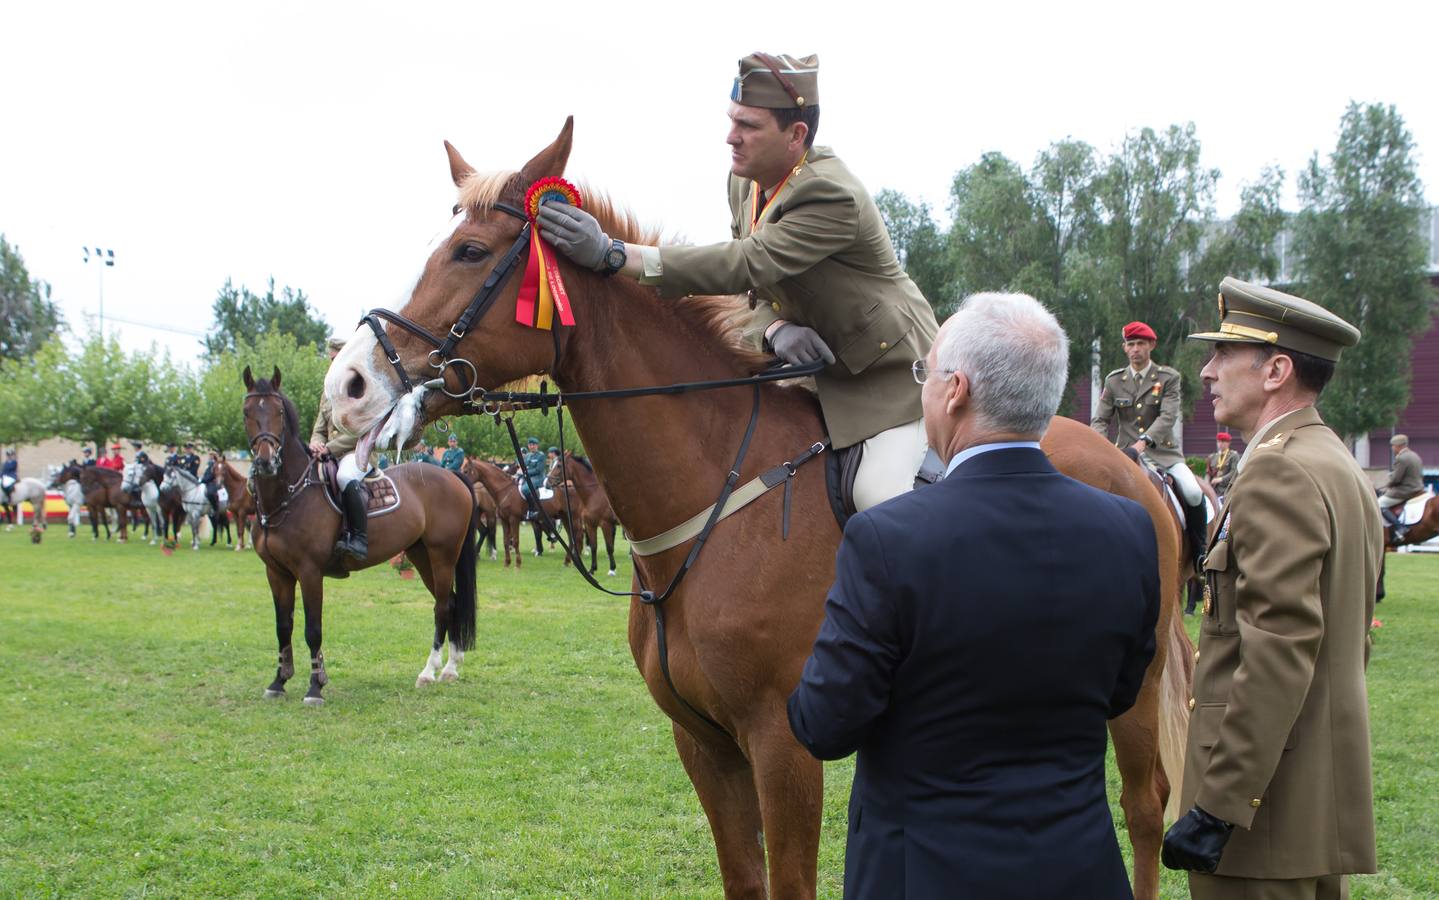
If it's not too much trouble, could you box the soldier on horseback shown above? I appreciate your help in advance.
[1092,321,1208,566]
[178,442,201,477]
[309,335,369,560]
[1,448,17,524]
[519,437,545,520]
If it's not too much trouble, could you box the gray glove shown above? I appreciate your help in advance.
[536,202,610,271]
[769,323,836,366]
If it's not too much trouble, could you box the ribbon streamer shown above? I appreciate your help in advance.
[517,177,582,329]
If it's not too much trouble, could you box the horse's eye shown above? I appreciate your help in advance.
[456,243,490,263]
[452,204,462,215]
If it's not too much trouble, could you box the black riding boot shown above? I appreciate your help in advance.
[1184,500,1209,575]
[336,482,369,560]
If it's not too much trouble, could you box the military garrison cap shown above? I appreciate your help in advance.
[326,336,347,353]
[1188,276,1360,362]
[731,52,818,109]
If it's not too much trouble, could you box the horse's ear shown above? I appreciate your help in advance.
[519,117,574,183]
[242,366,254,389]
[272,367,282,389]
[445,140,475,187]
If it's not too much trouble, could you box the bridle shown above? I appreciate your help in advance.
[359,201,533,402]
[244,389,319,529]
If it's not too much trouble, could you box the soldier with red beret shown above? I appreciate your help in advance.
[1207,432,1237,499]
[1092,321,1208,563]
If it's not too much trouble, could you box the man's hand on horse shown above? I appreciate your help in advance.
[308,439,328,457]
[537,202,610,271]
[770,323,836,366]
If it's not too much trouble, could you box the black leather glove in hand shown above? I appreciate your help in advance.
[1162,806,1235,873]
[769,323,836,366]
[536,203,610,271]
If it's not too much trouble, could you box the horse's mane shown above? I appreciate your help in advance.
[252,376,301,441]
[458,170,773,373]
[567,453,593,473]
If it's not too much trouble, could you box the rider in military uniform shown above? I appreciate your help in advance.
[163,443,179,468]
[519,437,546,519]
[178,443,202,477]
[410,440,438,465]
[440,434,466,473]
[1378,433,1425,544]
[1091,320,1207,565]
[537,52,940,510]
[310,335,370,561]
[1,449,17,523]
[1162,277,1382,900]
[81,446,96,466]
[1206,432,1237,499]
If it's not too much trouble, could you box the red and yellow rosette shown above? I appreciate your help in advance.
[516,177,581,329]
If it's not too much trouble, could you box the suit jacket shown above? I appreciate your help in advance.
[1091,364,1185,467]
[1382,447,1423,499]
[1183,406,1382,878]
[656,146,938,449]
[788,448,1160,898]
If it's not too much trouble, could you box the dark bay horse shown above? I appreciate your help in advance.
[51,463,130,542]
[460,457,500,561]
[460,456,576,568]
[547,451,620,576]
[322,122,1192,898]
[242,366,481,703]
[217,458,254,551]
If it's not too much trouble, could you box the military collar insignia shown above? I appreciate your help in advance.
[1257,432,1286,449]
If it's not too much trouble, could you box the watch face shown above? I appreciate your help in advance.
[606,245,626,270]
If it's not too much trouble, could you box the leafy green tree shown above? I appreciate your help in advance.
[874,189,952,313]
[203,277,330,358]
[431,407,583,464]
[1294,102,1436,439]
[189,331,332,452]
[946,152,1042,313]
[0,338,70,444]
[0,235,62,368]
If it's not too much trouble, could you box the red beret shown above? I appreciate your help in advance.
[1215,432,1232,441]
[1122,321,1157,342]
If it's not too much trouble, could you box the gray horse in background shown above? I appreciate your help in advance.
[160,466,212,550]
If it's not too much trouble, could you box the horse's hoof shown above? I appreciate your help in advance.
[439,669,459,683]
[302,694,325,706]
[263,688,285,699]
[416,672,436,687]
[608,570,617,577]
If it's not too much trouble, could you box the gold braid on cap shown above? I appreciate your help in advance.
[751,51,806,106]
[1220,323,1278,343]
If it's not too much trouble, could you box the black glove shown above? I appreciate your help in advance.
[536,202,610,271]
[768,323,836,366]
[1161,805,1234,873]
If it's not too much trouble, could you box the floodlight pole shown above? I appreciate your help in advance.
[84,247,116,333]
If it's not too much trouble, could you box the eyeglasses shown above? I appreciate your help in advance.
[912,359,957,385]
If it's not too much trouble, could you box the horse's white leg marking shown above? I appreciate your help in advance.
[440,639,463,682]
[416,646,442,687]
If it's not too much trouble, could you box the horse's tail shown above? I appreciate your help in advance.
[1159,604,1195,821]
[449,469,480,652]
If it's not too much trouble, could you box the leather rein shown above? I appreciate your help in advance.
[244,389,321,530]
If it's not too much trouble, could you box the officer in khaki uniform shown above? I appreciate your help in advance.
[1162,277,1383,899]
[310,336,368,560]
[1206,431,1238,498]
[1092,320,1208,559]
[537,52,939,511]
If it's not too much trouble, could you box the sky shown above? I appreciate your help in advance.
[4,0,1436,368]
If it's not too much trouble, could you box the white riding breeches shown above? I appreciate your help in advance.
[1378,494,1407,510]
[337,453,366,490]
[1165,460,1203,506]
[852,418,930,513]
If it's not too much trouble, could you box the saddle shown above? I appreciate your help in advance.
[1399,488,1433,525]
[823,439,945,530]
[319,458,402,516]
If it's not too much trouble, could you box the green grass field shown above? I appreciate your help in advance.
[1,528,1434,898]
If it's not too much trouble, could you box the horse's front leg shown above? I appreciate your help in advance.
[264,566,298,698]
[298,573,328,706]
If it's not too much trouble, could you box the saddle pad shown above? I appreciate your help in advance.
[1401,489,1432,525]
[363,474,399,514]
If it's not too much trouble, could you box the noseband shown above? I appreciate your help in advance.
[244,390,287,464]
[359,201,532,399]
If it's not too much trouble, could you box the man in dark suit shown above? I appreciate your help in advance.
[788,292,1161,899]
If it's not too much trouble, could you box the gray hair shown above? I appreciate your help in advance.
[935,292,1070,435]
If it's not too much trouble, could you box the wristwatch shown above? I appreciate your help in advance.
[600,239,626,277]
[1141,434,1156,448]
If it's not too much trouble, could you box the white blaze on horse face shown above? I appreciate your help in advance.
[325,326,394,436]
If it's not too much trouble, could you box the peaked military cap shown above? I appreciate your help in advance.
[1188,276,1360,362]
[326,336,347,353]
[731,52,818,109]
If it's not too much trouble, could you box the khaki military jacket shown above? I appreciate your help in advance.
[1183,406,1382,879]
[1090,364,1184,467]
[1206,448,1237,495]
[656,146,938,449]
[310,392,357,457]
[1382,447,1424,500]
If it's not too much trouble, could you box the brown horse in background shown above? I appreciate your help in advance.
[547,450,620,576]
[322,122,1192,899]
[216,457,254,551]
[50,463,130,542]
[463,460,500,561]
[242,366,480,704]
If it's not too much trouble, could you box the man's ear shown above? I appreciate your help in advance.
[945,371,971,417]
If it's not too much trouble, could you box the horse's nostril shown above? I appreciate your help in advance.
[347,371,366,400]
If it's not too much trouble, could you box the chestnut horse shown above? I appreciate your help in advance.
[323,122,1192,898]
[242,366,480,704]
[1387,491,1439,548]
[459,456,580,567]
[547,451,620,576]
[462,460,500,560]
[216,457,254,551]
[51,463,130,542]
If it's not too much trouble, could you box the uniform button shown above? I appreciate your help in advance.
[1187,698,1196,711]
[771,302,781,312]
[879,341,889,350]
[1250,798,1262,808]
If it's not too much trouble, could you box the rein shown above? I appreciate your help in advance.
[245,390,322,530]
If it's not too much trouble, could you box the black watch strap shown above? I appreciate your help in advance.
[600,239,626,277]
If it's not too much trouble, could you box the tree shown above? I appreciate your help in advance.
[203,277,329,358]
[188,331,332,452]
[0,235,62,368]
[946,152,1042,312]
[874,189,951,313]
[1294,102,1436,439]
[0,338,70,445]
